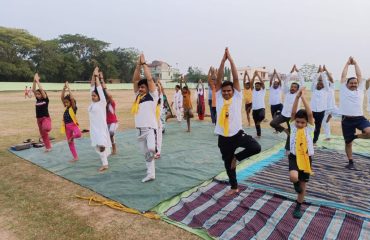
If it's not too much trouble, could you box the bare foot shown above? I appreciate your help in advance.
[255,135,261,139]
[154,153,161,159]
[98,165,108,172]
[273,131,279,134]
[44,148,51,153]
[231,156,237,170]
[225,188,239,196]
[285,150,290,156]
[313,143,317,147]
[68,137,74,143]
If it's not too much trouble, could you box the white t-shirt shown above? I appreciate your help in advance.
[310,72,329,112]
[214,89,243,137]
[134,91,159,129]
[290,122,315,156]
[339,81,365,116]
[252,89,266,110]
[173,91,183,110]
[269,86,282,105]
[282,93,298,118]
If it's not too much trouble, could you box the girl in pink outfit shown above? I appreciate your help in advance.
[32,73,52,152]
[100,72,119,155]
[60,82,81,162]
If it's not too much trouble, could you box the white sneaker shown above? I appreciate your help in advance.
[141,175,155,183]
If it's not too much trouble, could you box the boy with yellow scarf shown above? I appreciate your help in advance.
[289,87,315,218]
[215,48,261,196]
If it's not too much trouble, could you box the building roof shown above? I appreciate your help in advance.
[147,60,170,68]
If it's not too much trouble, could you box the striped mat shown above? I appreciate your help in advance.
[245,149,370,213]
[165,181,369,240]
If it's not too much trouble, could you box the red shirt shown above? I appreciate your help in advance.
[106,100,118,124]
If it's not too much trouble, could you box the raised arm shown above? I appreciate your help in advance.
[216,50,228,91]
[141,54,156,92]
[352,58,362,85]
[100,71,112,100]
[250,71,257,90]
[300,89,314,125]
[244,70,251,86]
[35,73,47,99]
[256,71,265,89]
[366,78,370,90]
[269,69,276,87]
[132,55,142,93]
[323,65,334,84]
[61,82,67,103]
[66,81,76,109]
[208,67,215,89]
[226,48,240,91]
[341,57,352,84]
[158,79,165,95]
[275,70,282,86]
[32,73,37,93]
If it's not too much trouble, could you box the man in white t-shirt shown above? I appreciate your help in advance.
[339,57,370,170]
[215,48,261,196]
[310,66,330,144]
[269,69,283,120]
[321,65,338,141]
[171,85,183,122]
[250,71,266,137]
[270,64,304,151]
[132,53,159,182]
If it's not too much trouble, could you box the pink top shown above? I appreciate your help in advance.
[106,100,118,124]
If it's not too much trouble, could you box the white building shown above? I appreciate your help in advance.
[147,60,180,83]
[236,66,270,83]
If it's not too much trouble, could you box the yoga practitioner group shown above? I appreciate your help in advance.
[31,48,370,218]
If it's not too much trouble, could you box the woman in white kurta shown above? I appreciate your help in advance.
[89,67,112,172]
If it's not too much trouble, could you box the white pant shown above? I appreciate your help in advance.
[95,146,111,166]
[175,107,183,122]
[156,122,163,154]
[322,107,340,139]
[137,128,156,178]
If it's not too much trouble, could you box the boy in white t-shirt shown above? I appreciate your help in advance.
[250,71,266,137]
[215,48,261,196]
[289,87,314,219]
[339,57,370,170]
[132,54,159,182]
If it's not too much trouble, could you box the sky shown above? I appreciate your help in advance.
[1,0,370,77]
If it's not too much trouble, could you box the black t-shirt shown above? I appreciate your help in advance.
[63,106,77,124]
[35,97,49,118]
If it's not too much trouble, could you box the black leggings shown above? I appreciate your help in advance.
[218,131,261,189]
[313,111,325,143]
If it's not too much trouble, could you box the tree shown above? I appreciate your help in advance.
[0,26,40,81]
[185,66,207,83]
[111,47,140,82]
[299,63,318,82]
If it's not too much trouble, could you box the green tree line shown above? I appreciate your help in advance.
[0,26,140,82]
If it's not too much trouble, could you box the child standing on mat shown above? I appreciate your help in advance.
[289,87,314,218]
[215,48,261,196]
[32,73,52,152]
[100,72,119,155]
[181,76,193,132]
[132,53,158,183]
[60,81,81,162]
[88,67,112,172]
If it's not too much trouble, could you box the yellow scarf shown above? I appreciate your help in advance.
[131,94,146,114]
[156,104,160,122]
[218,98,232,136]
[296,128,312,174]
[60,107,79,134]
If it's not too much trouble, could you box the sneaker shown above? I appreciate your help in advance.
[293,182,302,193]
[142,176,155,183]
[345,162,356,170]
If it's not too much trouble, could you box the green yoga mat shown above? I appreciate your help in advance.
[9,121,285,211]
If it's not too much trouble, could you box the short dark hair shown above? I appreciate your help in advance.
[92,87,100,100]
[347,77,357,84]
[295,109,308,121]
[175,85,180,89]
[291,82,300,89]
[221,81,234,90]
[138,79,148,88]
